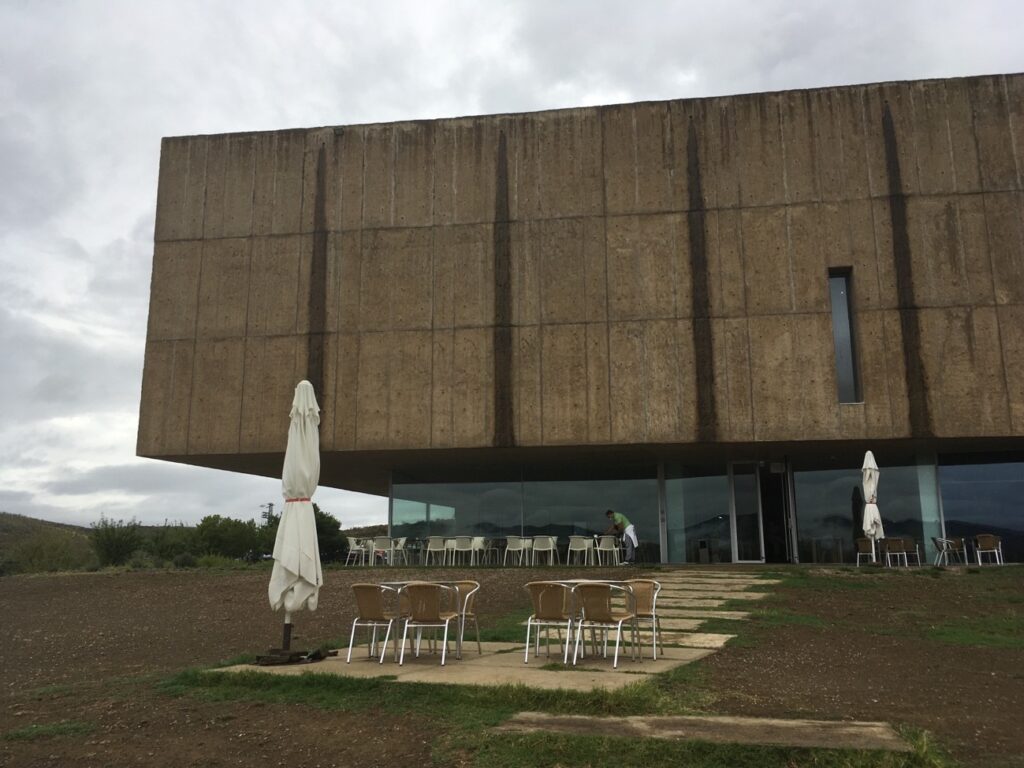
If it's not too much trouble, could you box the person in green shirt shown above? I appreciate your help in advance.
[603,509,638,565]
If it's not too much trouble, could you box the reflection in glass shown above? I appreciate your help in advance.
[828,270,860,403]
[665,465,731,563]
[391,468,660,562]
[792,461,937,564]
[939,458,1024,562]
[732,464,762,561]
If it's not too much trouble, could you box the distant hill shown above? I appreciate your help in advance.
[0,512,89,557]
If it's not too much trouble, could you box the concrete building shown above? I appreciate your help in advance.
[139,73,1024,564]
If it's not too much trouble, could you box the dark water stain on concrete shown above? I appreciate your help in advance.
[687,120,718,442]
[882,103,932,437]
[492,130,515,447]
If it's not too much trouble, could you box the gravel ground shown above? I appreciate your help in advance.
[2,565,1021,767]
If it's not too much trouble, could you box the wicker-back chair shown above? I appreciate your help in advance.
[524,581,574,664]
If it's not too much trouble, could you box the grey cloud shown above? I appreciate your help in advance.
[2,0,1022,535]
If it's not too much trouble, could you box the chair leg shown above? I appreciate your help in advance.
[399,621,410,665]
[346,619,359,663]
[379,620,393,664]
[613,621,622,668]
[524,619,532,663]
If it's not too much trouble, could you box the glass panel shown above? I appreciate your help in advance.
[732,464,763,561]
[829,271,860,403]
[915,459,942,564]
[523,470,659,563]
[391,498,428,539]
[391,481,523,539]
[665,465,731,563]
[792,458,934,564]
[939,457,1024,562]
[792,466,863,563]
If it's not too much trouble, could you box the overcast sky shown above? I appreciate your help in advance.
[1,0,1021,530]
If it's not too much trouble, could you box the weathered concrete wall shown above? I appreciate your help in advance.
[139,74,1024,484]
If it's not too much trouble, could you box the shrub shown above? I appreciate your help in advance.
[9,529,97,573]
[173,552,197,569]
[313,505,348,563]
[145,521,195,560]
[194,515,259,559]
[128,549,155,570]
[90,516,142,567]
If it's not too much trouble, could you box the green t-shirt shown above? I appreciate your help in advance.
[610,512,631,529]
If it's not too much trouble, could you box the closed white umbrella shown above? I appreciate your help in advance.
[268,380,323,650]
[861,451,885,562]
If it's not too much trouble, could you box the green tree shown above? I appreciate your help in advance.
[145,520,195,560]
[313,504,347,562]
[255,503,348,562]
[91,516,142,567]
[193,515,259,559]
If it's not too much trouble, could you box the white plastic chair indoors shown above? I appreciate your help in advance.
[424,536,447,565]
[532,536,559,565]
[452,536,474,565]
[595,535,620,565]
[567,535,593,565]
[504,535,527,566]
[470,536,488,565]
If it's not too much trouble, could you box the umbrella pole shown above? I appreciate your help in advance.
[282,611,293,651]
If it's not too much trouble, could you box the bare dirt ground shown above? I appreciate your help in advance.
[1,565,1022,767]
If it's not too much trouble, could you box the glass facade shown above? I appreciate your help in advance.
[665,466,731,564]
[391,466,660,563]
[791,458,942,564]
[938,456,1024,563]
[390,453,1021,565]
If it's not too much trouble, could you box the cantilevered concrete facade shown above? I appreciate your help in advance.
[139,74,1024,562]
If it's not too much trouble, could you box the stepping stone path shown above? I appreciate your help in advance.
[636,569,775,650]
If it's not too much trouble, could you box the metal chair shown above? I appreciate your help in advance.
[524,581,575,664]
[571,582,638,669]
[932,537,967,566]
[904,537,922,566]
[347,583,399,664]
[397,582,459,666]
[855,537,875,566]
[883,537,908,568]
[452,580,482,658]
[974,534,1004,565]
[624,579,662,659]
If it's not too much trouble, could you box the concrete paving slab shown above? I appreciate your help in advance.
[658,581,773,591]
[655,618,704,630]
[651,571,781,580]
[214,642,714,692]
[657,632,734,649]
[656,598,727,608]
[657,609,750,620]
[659,590,767,601]
[496,712,912,752]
